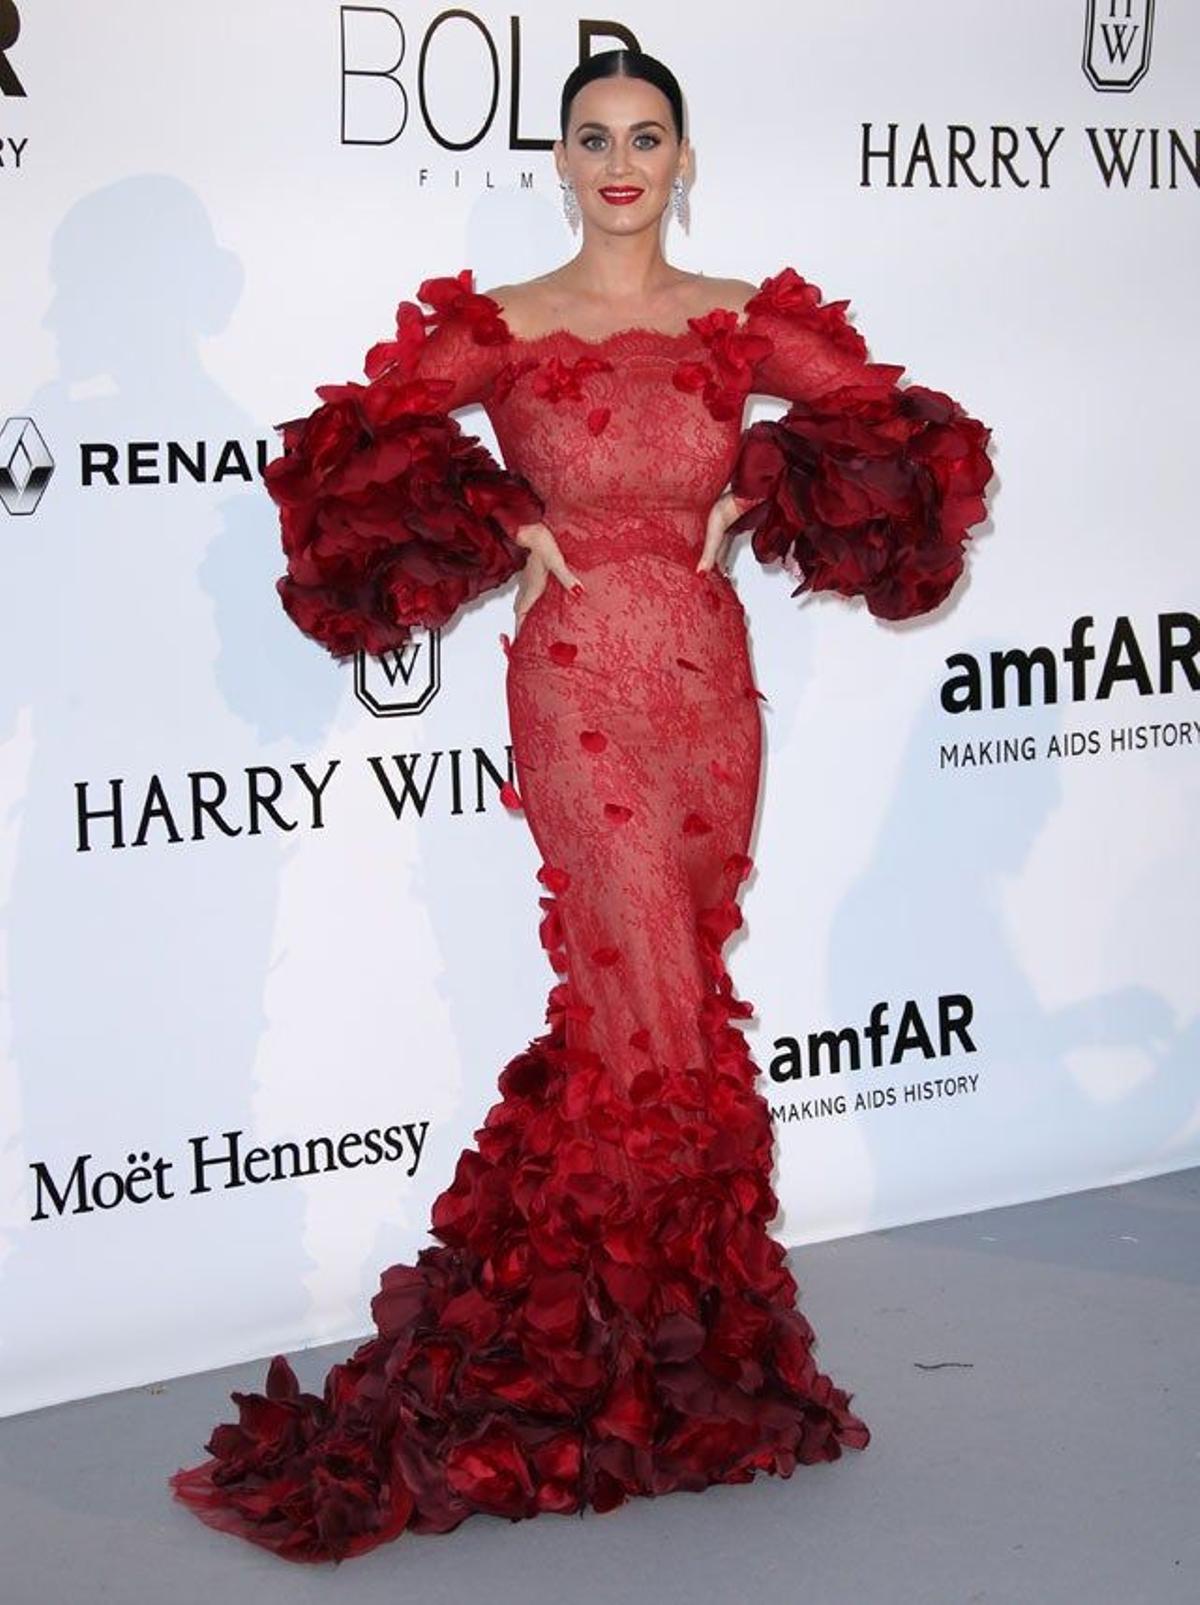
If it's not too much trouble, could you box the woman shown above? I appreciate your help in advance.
[168,48,993,1563]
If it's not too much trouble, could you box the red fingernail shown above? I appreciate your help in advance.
[570,583,584,597]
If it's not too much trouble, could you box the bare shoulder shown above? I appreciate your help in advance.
[479,280,520,309]
[479,276,562,328]
[479,277,573,341]
[691,274,760,316]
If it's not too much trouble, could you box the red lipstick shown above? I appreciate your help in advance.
[598,186,644,205]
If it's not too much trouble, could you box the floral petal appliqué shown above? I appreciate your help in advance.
[537,863,571,894]
[532,354,614,404]
[492,355,541,405]
[724,852,754,882]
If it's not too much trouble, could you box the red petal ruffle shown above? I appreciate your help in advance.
[729,267,994,621]
[264,286,542,663]
[168,879,870,1565]
[730,373,994,621]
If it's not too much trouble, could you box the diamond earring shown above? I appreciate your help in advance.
[561,177,581,232]
[671,174,689,230]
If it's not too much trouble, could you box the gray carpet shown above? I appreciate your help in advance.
[2,1168,1196,1604]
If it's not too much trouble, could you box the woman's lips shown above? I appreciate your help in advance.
[598,186,645,205]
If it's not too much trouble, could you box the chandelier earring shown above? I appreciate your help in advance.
[671,174,689,230]
[561,176,581,232]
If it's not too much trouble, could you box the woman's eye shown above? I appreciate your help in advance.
[578,133,661,152]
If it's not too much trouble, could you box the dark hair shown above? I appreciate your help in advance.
[559,48,686,143]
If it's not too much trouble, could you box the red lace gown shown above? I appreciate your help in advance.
[168,266,993,1562]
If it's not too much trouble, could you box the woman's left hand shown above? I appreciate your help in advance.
[696,490,752,574]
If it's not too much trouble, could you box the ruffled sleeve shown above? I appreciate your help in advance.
[727,267,995,622]
[262,270,543,662]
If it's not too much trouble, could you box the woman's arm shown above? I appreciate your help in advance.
[723,268,994,621]
[263,271,545,661]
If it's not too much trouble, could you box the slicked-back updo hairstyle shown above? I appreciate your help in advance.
[559,48,686,143]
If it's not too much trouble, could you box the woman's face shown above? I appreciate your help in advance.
[555,74,689,234]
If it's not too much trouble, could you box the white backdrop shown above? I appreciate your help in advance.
[2,0,1197,1416]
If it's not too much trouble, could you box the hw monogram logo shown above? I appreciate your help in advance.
[353,630,442,716]
[0,417,54,514]
[1083,0,1155,91]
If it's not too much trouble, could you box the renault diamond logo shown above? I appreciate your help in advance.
[1084,0,1155,92]
[0,417,54,514]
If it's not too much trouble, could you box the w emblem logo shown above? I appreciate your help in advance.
[1083,0,1155,91]
[353,630,442,717]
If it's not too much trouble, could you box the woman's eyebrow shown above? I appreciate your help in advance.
[573,119,668,134]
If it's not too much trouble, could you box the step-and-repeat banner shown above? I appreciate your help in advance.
[2,1,1197,1415]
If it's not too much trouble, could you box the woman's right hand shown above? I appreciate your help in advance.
[512,521,584,636]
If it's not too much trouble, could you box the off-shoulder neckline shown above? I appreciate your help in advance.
[471,286,759,352]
